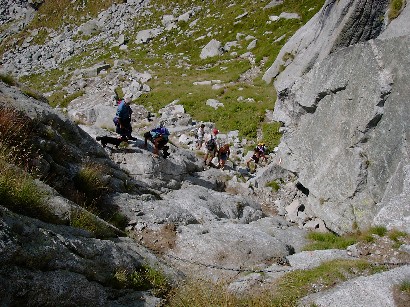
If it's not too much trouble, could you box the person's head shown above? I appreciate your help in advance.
[212,128,219,135]
[200,124,205,129]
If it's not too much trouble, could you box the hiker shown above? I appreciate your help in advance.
[114,95,134,141]
[203,128,219,166]
[246,147,261,172]
[144,123,170,158]
[196,124,205,149]
[218,143,230,170]
[256,142,268,163]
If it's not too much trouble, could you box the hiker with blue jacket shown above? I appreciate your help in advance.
[114,95,134,141]
[144,123,171,158]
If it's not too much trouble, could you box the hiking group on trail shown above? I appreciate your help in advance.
[246,143,268,172]
[98,96,271,169]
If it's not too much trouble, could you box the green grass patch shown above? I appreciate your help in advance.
[0,160,48,220]
[304,232,357,251]
[0,73,17,86]
[261,121,282,151]
[112,264,170,297]
[73,163,110,205]
[369,225,388,237]
[388,0,405,20]
[388,229,408,248]
[265,180,281,192]
[270,259,384,306]
[168,259,384,306]
[304,226,404,251]
[70,208,118,239]
[399,280,410,292]
[47,90,85,108]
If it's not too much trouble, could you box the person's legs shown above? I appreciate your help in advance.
[143,132,151,148]
[153,139,159,155]
[204,151,209,164]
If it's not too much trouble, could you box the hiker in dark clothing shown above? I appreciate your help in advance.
[114,96,134,141]
[218,144,230,170]
[144,124,171,158]
[246,147,261,172]
[204,128,219,166]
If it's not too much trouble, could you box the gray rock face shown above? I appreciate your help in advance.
[267,0,410,234]
[263,0,389,89]
[0,207,166,306]
[299,265,410,307]
[379,3,410,40]
[274,35,410,234]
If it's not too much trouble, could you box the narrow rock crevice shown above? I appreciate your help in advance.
[301,84,348,114]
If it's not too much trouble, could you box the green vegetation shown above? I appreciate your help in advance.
[265,180,281,192]
[388,229,408,248]
[70,208,119,238]
[0,161,47,219]
[303,226,407,251]
[7,0,326,144]
[261,121,282,150]
[47,90,85,108]
[73,163,110,205]
[113,265,170,296]
[399,280,410,293]
[388,0,405,20]
[168,259,384,306]
[304,232,358,251]
[0,72,17,86]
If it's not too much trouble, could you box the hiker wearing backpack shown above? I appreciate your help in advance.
[256,142,268,163]
[196,124,205,149]
[246,147,261,172]
[114,95,134,141]
[203,128,219,166]
[144,123,171,158]
[218,143,230,170]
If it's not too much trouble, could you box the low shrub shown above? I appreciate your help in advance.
[112,265,170,297]
[70,208,118,238]
[73,163,110,205]
[0,73,17,86]
[400,280,410,293]
[0,161,48,219]
[0,106,39,168]
[388,0,405,20]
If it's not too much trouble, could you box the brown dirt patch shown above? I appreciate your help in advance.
[131,223,177,255]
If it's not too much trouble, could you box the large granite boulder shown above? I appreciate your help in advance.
[267,1,410,234]
[0,206,173,306]
[263,0,389,90]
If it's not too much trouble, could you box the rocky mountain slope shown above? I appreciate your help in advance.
[0,0,409,306]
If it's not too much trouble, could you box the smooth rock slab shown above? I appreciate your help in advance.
[299,265,410,307]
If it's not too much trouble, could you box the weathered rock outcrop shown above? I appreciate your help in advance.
[263,0,389,89]
[266,0,410,234]
[300,265,410,307]
[0,206,169,306]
